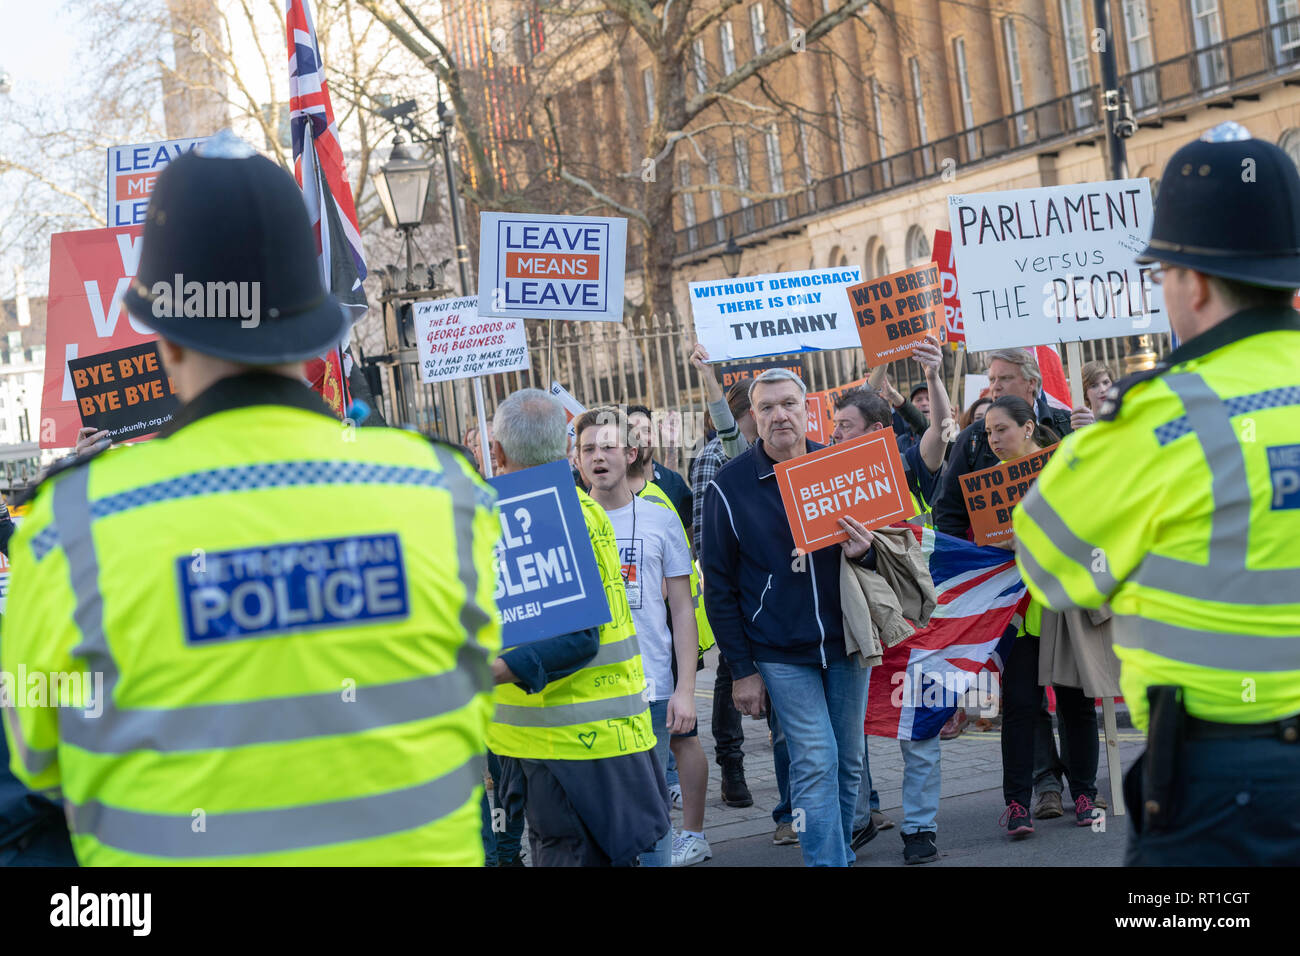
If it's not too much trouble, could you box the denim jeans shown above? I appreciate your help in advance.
[768,706,792,825]
[853,741,881,828]
[484,750,525,865]
[756,658,870,867]
[639,698,674,867]
[854,735,941,834]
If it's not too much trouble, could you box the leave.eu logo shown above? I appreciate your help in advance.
[177,534,409,643]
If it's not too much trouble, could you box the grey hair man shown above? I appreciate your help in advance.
[484,387,669,868]
[491,388,569,473]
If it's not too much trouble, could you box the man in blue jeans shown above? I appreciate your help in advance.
[703,368,876,867]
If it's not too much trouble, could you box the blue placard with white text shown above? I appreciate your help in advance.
[489,459,611,648]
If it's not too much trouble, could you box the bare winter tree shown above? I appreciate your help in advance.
[356,0,890,321]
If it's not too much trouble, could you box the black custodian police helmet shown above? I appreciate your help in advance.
[1137,122,1300,289]
[122,130,349,364]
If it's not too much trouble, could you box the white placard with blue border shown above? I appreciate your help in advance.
[490,460,611,647]
[477,212,627,322]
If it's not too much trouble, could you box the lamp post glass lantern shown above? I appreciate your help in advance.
[721,234,743,278]
[373,139,436,228]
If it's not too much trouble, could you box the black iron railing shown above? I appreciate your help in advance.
[638,15,1300,270]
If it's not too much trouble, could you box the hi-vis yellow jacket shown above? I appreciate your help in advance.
[1014,309,1300,731]
[638,479,715,654]
[1,375,501,866]
[488,489,656,760]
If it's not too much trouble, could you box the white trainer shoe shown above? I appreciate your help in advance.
[668,783,682,810]
[671,831,712,866]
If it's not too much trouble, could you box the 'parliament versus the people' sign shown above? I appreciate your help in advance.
[775,430,911,552]
[690,267,862,361]
[488,460,612,647]
[947,179,1166,351]
[477,213,627,322]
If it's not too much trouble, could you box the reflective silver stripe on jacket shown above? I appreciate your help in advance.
[67,756,484,858]
[585,635,641,670]
[1132,372,1300,605]
[1,701,58,775]
[45,452,491,842]
[1112,615,1300,672]
[492,691,648,728]
[1017,488,1118,599]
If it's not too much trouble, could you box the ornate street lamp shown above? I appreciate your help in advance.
[721,233,743,278]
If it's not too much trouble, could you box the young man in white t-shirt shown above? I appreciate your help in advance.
[576,408,711,866]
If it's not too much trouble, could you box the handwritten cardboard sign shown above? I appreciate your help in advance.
[488,459,611,647]
[67,341,178,440]
[847,263,946,366]
[947,179,1166,350]
[716,356,807,389]
[775,429,911,552]
[414,295,529,383]
[961,443,1059,545]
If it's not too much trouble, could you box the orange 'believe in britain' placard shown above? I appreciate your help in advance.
[774,429,911,552]
[961,443,1059,546]
[846,263,945,366]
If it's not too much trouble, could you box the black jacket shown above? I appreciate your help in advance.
[932,402,1074,539]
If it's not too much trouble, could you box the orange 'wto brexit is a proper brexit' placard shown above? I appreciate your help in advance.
[961,443,1059,546]
[775,430,911,553]
[847,263,945,366]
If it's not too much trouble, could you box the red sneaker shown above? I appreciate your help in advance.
[999,801,1034,837]
[1075,794,1100,827]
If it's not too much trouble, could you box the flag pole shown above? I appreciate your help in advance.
[437,101,492,477]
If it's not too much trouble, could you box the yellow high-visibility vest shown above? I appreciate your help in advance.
[1015,309,1300,730]
[488,489,656,760]
[2,397,501,865]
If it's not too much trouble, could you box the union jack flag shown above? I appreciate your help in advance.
[1035,344,1072,411]
[286,0,367,416]
[864,525,1028,740]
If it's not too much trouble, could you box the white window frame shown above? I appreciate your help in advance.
[706,148,727,242]
[750,3,767,56]
[1002,17,1029,144]
[1189,0,1227,88]
[953,36,977,157]
[1122,0,1158,109]
[1060,0,1095,125]
[1269,0,1300,64]
[721,21,737,75]
[870,76,892,186]
[693,38,708,93]
[679,161,698,250]
[783,1,797,39]
[766,122,787,219]
[734,137,754,233]
[908,57,928,146]
[832,92,850,172]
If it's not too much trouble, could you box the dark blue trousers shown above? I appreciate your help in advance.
[1125,735,1300,866]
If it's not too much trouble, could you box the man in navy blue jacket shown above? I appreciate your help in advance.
[702,368,878,867]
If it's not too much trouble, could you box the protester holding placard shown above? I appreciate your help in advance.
[575,407,709,866]
[867,364,927,454]
[702,367,881,867]
[487,389,668,868]
[933,348,1084,541]
[978,397,1100,838]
